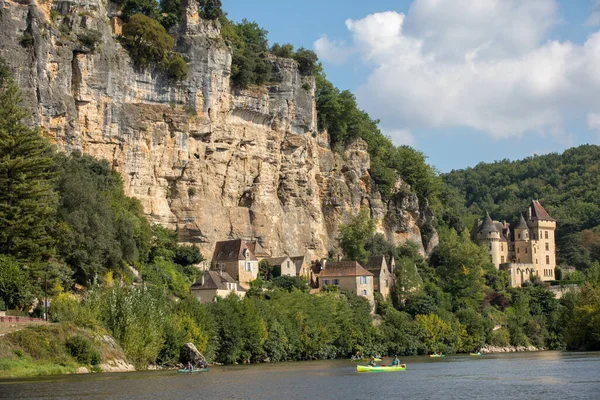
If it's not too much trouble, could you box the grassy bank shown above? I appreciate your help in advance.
[0,323,129,378]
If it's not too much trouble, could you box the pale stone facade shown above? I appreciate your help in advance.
[472,200,556,287]
[265,256,297,277]
[319,261,374,304]
[211,239,259,288]
[191,271,246,304]
[364,256,393,300]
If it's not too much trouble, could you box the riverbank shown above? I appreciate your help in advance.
[0,323,134,378]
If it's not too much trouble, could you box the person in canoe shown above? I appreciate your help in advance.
[185,361,194,374]
[392,356,400,366]
[368,355,377,367]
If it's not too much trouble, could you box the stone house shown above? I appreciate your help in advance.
[290,255,310,279]
[364,255,393,300]
[190,271,246,304]
[319,261,374,304]
[211,239,259,288]
[265,256,296,277]
[246,240,271,261]
[472,200,557,287]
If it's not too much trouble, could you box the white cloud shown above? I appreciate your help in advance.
[315,0,600,140]
[383,128,417,146]
[585,12,600,27]
[313,35,353,65]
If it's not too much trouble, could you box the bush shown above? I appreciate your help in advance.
[293,48,320,76]
[160,54,188,81]
[19,32,34,48]
[199,0,223,20]
[120,14,174,68]
[65,335,100,365]
[77,30,102,52]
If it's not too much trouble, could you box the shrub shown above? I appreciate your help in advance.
[120,0,160,22]
[160,54,188,81]
[77,30,102,52]
[293,48,320,76]
[65,335,100,365]
[19,32,34,47]
[120,14,174,68]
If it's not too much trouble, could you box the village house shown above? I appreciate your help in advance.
[265,256,296,277]
[211,239,259,288]
[472,200,557,287]
[364,255,394,300]
[246,239,271,261]
[190,270,246,304]
[290,255,311,280]
[319,261,374,304]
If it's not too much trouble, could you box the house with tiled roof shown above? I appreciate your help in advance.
[191,271,246,303]
[290,255,310,280]
[246,240,271,261]
[211,239,258,287]
[265,256,296,277]
[364,255,393,300]
[319,261,374,304]
[472,200,557,287]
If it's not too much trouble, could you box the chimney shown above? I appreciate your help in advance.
[321,259,327,270]
[200,273,205,286]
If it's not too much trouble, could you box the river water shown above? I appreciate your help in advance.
[1,352,599,399]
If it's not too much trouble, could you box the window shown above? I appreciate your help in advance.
[536,259,538,264]
[501,256,505,263]
[362,290,367,296]
[546,255,550,264]
[545,231,549,239]
[333,279,340,285]
[360,276,368,284]
[501,243,504,251]
[385,280,388,288]
[534,248,536,254]
[525,248,528,254]
[287,261,291,270]
[245,262,252,271]
[545,243,549,251]
[518,233,521,239]
[533,233,536,240]
[517,248,520,254]
[323,280,329,285]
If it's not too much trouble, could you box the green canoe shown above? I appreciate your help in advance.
[356,364,406,373]
[429,354,445,358]
[177,367,208,374]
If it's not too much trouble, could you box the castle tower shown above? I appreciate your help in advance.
[526,200,556,281]
[512,214,532,264]
[475,212,503,268]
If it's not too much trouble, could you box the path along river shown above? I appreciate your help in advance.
[1,351,599,399]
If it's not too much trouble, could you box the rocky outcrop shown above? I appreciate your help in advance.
[480,345,545,354]
[180,342,206,365]
[0,0,436,259]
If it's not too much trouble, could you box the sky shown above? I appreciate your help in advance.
[223,0,600,172]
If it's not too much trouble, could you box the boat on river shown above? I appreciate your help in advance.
[177,367,209,374]
[356,364,406,373]
[469,352,482,356]
[429,353,445,358]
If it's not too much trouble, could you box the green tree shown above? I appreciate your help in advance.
[0,255,33,309]
[338,208,376,265]
[159,0,181,30]
[120,14,174,68]
[270,43,294,58]
[293,48,321,76]
[199,0,223,20]
[0,59,57,261]
[121,0,160,21]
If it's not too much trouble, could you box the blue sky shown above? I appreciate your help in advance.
[224,0,600,172]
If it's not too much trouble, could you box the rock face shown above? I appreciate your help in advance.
[0,0,435,260]
[180,342,206,365]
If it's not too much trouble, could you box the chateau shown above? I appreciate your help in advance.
[472,200,556,287]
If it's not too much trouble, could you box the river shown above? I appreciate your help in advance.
[1,351,599,399]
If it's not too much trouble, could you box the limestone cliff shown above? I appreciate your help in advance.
[0,0,437,260]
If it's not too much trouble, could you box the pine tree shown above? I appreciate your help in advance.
[0,59,57,260]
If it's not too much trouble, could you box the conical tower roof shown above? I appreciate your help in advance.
[479,212,498,233]
[515,214,528,230]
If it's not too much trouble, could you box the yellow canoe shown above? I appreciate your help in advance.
[356,364,406,373]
